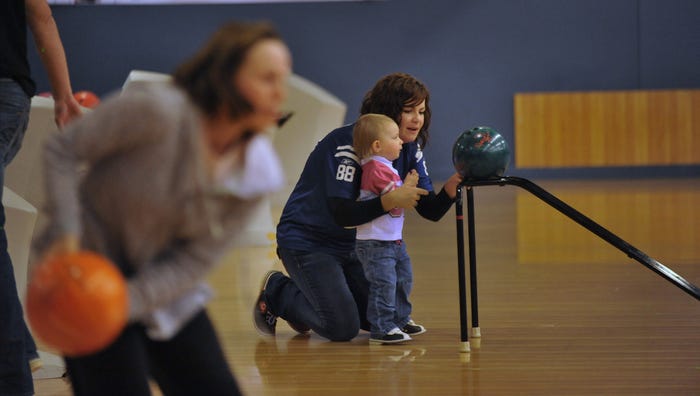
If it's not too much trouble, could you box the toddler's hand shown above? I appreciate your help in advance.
[404,169,419,188]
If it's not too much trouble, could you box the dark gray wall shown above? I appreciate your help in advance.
[29,0,700,180]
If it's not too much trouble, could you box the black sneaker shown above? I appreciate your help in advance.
[401,320,426,336]
[253,271,280,336]
[369,328,412,344]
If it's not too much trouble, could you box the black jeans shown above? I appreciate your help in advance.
[271,247,370,341]
[65,310,240,396]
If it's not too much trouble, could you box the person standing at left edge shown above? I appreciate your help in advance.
[1,1,82,395]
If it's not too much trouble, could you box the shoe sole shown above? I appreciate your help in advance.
[253,270,281,336]
[260,270,280,292]
[253,297,276,336]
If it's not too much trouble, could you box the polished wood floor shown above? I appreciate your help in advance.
[33,178,700,395]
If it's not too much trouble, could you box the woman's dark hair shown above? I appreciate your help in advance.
[359,73,432,148]
[173,21,282,118]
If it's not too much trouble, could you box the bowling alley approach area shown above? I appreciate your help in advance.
[35,177,700,395]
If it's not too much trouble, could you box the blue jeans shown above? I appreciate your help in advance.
[270,247,370,341]
[0,78,36,396]
[355,240,413,338]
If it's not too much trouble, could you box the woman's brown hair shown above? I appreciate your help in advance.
[359,73,432,148]
[173,21,282,118]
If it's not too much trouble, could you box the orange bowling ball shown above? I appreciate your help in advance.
[26,251,128,357]
[73,90,100,108]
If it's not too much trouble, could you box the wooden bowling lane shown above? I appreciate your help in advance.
[35,178,700,395]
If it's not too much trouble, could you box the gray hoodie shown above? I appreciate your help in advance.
[34,82,267,333]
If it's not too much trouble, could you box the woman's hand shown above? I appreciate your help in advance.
[53,94,83,129]
[381,183,428,210]
[442,172,464,199]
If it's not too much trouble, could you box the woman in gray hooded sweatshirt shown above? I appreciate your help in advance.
[33,21,291,396]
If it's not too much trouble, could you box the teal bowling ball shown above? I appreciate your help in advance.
[452,126,511,180]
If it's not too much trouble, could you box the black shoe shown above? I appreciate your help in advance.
[369,328,412,344]
[401,320,426,336]
[253,271,280,336]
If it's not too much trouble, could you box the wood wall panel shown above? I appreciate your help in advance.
[514,90,700,168]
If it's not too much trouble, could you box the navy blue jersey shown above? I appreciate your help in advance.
[276,123,434,254]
